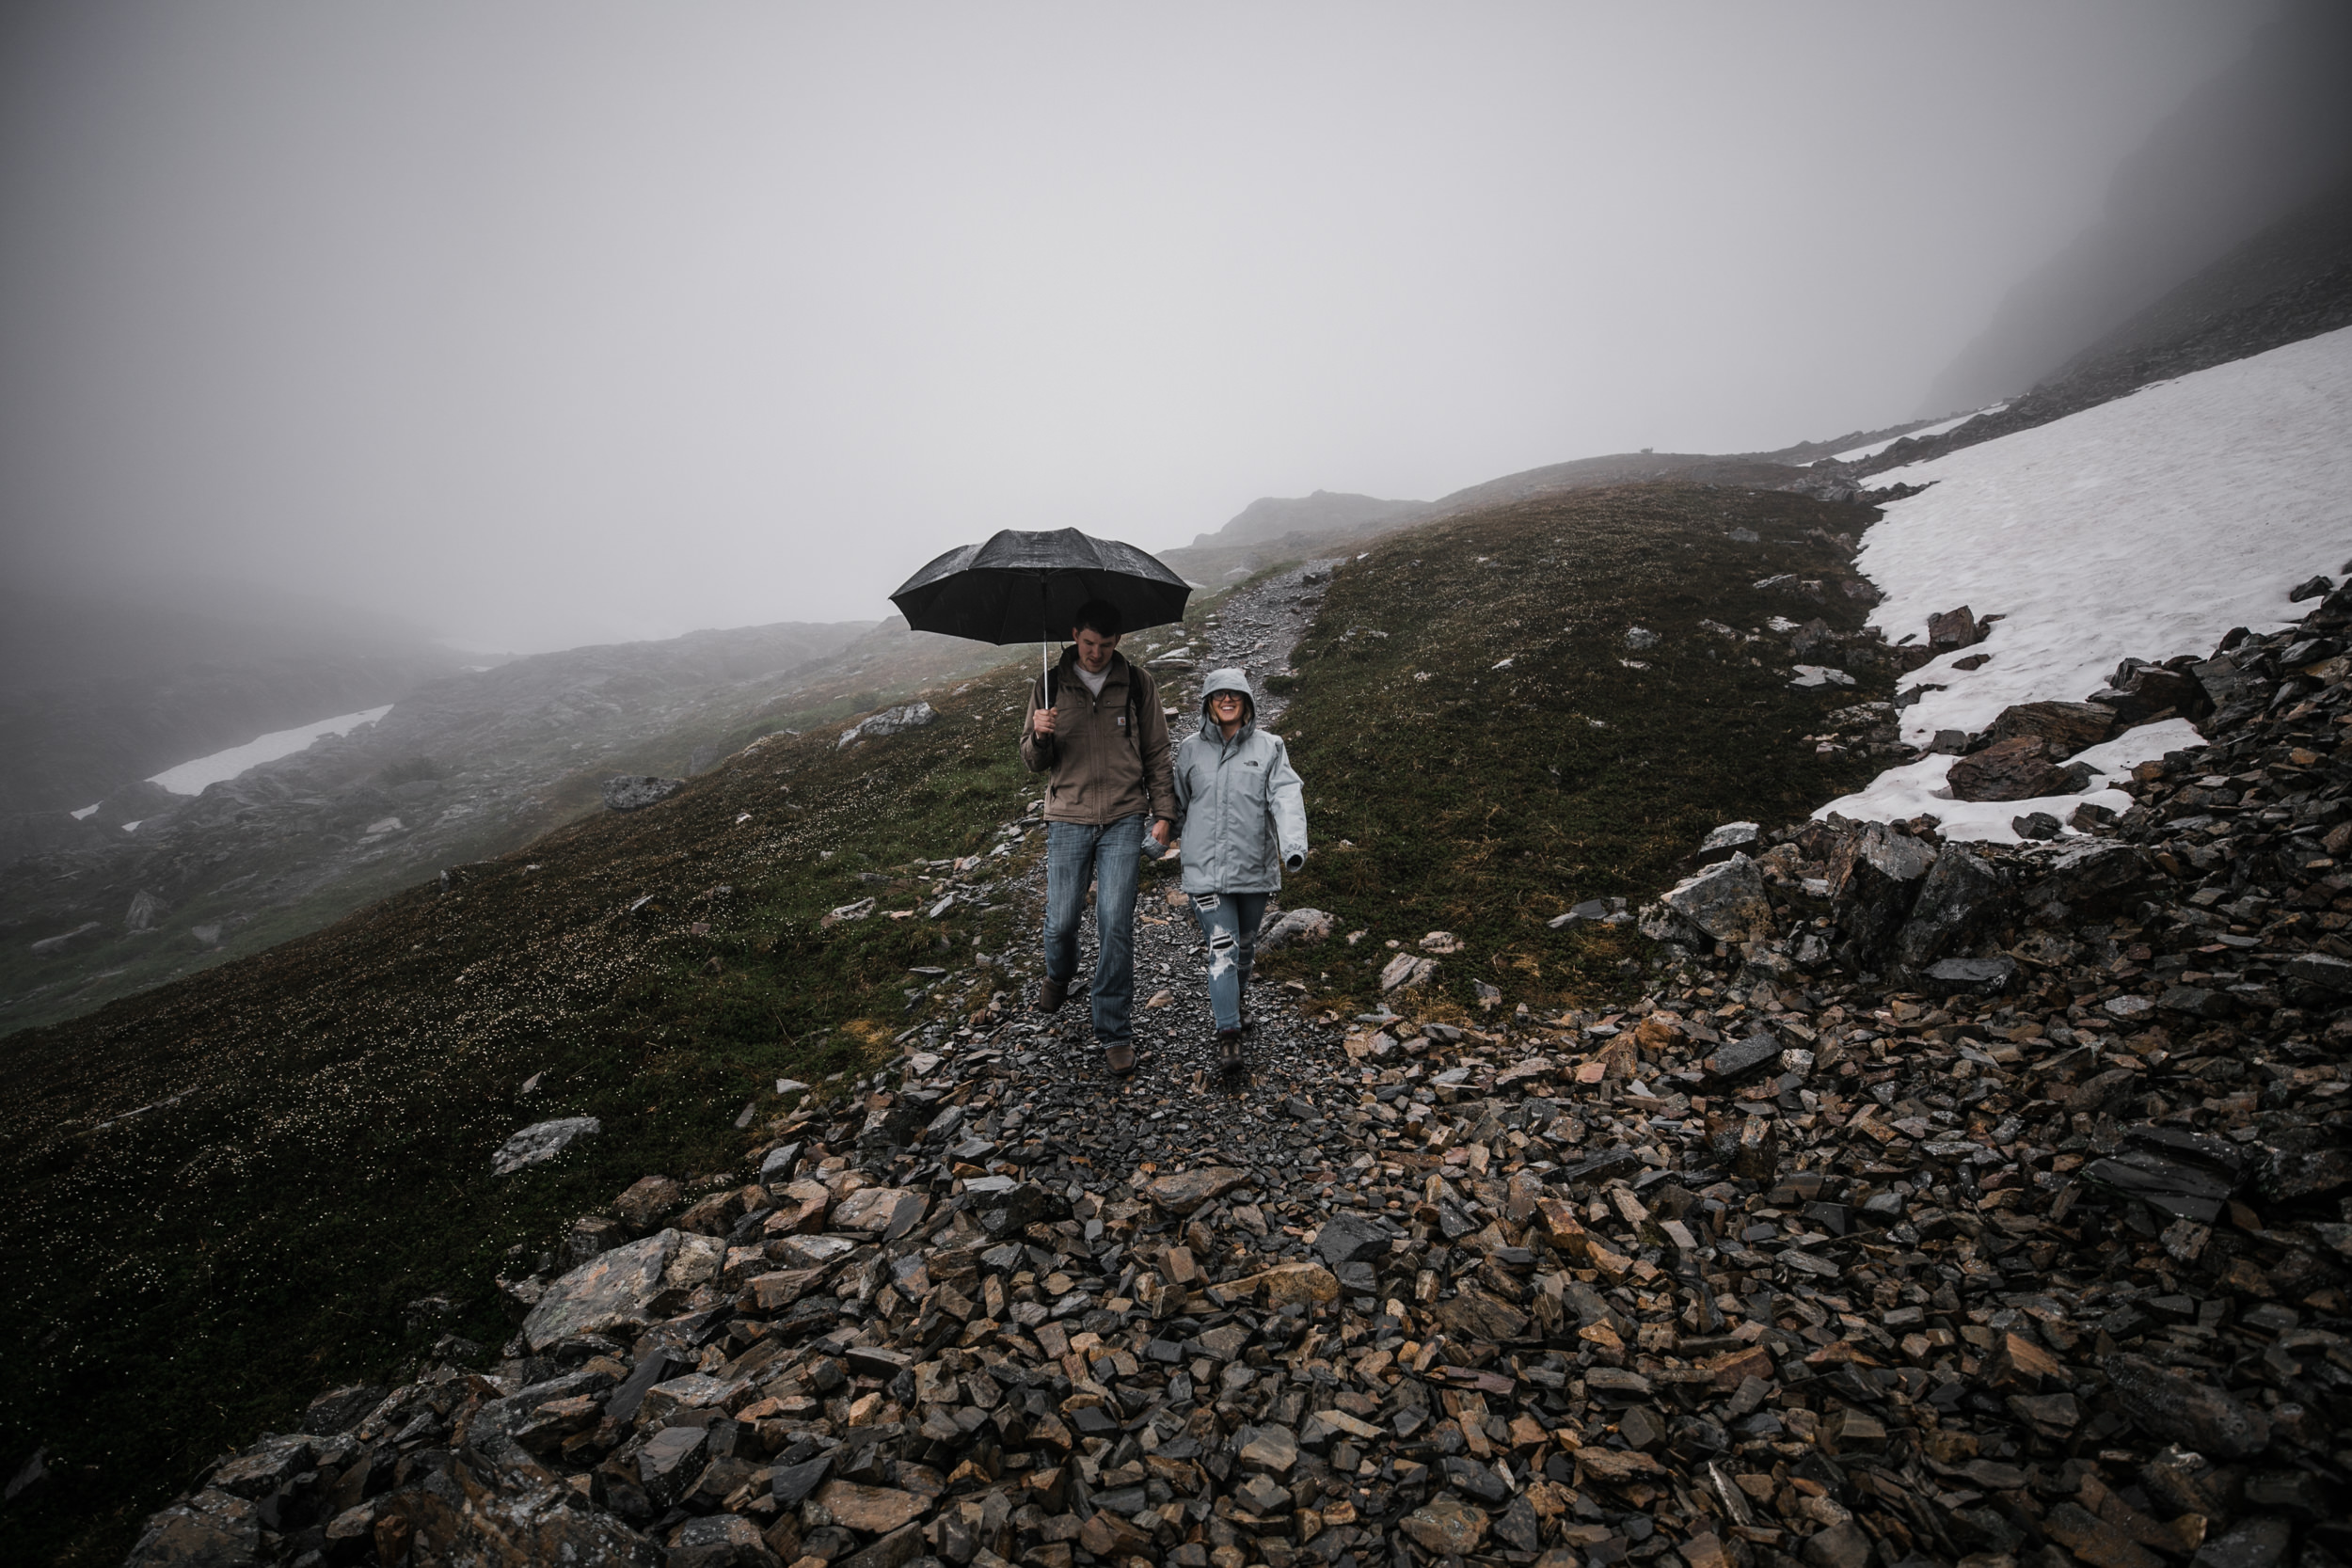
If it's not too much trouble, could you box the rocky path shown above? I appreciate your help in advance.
[1005,549,1356,1154]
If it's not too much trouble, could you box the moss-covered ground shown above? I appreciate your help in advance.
[0,657,1061,1565]
[1258,482,1895,1017]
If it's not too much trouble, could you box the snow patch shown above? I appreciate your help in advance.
[1820,718,2201,846]
[149,705,394,797]
[1856,326,2352,752]
[70,804,99,820]
[1822,324,2352,834]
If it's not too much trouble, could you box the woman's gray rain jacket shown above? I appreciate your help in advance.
[1170,668,1308,895]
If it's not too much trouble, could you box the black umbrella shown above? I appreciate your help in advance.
[890,527,1192,695]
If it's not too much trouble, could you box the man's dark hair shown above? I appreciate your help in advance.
[1071,599,1123,638]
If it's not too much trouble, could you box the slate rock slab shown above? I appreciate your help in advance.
[1947,736,2072,801]
[1144,1166,1250,1215]
[1659,854,1775,944]
[1259,908,1334,949]
[298,1384,387,1435]
[1315,1212,1391,1267]
[814,1480,925,1534]
[491,1117,601,1176]
[1401,1496,1488,1555]
[1986,700,2115,752]
[521,1229,683,1351]
[2106,1354,2272,1460]
[1921,956,2017,992]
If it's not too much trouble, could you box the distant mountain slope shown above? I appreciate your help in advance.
[1841,172,2352,481]
[1189,488,1429,550]
[1160,449,1823,584]
[1418,450,1804,518]
[1923,0,2352,413]
[0,585,473,815]
[0,615,1028,1037]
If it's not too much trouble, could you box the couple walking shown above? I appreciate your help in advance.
[1018,599,1309,1075]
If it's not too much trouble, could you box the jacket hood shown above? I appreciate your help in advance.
[1198,667,1257,738]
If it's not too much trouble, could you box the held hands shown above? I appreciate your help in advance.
[1286,853,1304,871]
[1152,819,1173,847]
[1031,706,1057,740]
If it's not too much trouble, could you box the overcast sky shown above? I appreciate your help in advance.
[0,2,2277,651]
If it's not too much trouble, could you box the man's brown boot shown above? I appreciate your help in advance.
[1036,976,1068,1013]
[1104,1042,1136,1076]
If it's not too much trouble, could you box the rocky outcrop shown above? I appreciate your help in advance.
[839,703,940,750]
[1946,736,2074,802]
[604,776,688,812]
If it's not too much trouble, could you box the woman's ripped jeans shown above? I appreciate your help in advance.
[1187,890,1268,1034]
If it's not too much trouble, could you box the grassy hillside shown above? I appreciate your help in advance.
[0,481,1899,1563]
[0,658,1057,1565]
[1261,481,1896,1015]
[0,620,1009,1040]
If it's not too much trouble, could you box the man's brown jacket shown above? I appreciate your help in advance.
[1018,648,1176,826]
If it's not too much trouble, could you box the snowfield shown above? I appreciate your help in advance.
[149,705,394,797]
[1820,324,2352,842]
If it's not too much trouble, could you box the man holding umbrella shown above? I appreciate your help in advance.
[890,528,1191,1078]
[1020,599,1175,1076]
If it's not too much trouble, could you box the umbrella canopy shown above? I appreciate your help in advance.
[890,528,1190,645]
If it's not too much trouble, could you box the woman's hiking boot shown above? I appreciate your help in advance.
[1035,976,1068,1013]
[1104,1041,1136,1076]
[1216,1029,1245,1070]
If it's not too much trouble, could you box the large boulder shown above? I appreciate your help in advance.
[1657,854,1774,945]
[2104,1354,2272,1460]
[124,1488,260,1568]
[2089,663,2210,724]
[1947,736,2072,801]
[2191,655,2272,719]
[1984,701,2114,752]
[1890,846,2011,974]
[1927,606,1980,652]
[2024,839,2149,917]
[1826,822,1937,967]
[521,1229,684,1351]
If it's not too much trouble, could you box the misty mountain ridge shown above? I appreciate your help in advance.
[1829,168,2352,483]
[1163,426,1945,583]
[1923,0,2352,413]
[0,582,478,817]
[1189,489,1431,550]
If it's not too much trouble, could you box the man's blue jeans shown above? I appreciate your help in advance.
[1188,890,1267,1035]
[1043,814,1146,1044]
